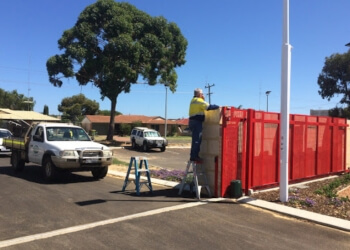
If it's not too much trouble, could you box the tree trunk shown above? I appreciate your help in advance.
[106,97,117,141]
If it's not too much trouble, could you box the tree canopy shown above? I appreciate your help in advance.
[317,50,350,117]
[58,94,99,123]
[96,109,121,116]
[0,88,35,110]
[46,0,187,139]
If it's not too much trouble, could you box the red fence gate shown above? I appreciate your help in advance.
[220,107,347,197]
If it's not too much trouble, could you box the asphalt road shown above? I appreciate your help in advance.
[111,146,191,170]
[1,155,350,249]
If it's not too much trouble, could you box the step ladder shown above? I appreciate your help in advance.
[178,160,211,199]
[122,156,153,195]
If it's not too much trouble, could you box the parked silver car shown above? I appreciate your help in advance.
[0,128,12,155]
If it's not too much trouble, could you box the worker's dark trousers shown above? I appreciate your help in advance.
[189,119,203,160]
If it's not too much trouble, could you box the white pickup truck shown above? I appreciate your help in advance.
[3,122,112,181]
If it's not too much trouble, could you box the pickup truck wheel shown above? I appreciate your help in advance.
[43,156,57,181]
[142,142,149,152]
[161,145,166,152]
[11,151,25,171]
[91,167,108,180]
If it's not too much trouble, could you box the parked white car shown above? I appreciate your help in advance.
[130,127,167,152]
[0,128,12,155]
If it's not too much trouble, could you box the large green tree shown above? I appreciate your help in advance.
[317,50,350,117]
[58,94,99,123]
[46,0,187,140]
[0,88,35,110]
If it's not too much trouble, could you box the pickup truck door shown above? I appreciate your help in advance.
[28,126,45,164]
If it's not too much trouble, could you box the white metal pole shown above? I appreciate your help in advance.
[164,86,168,138]
[280,0,291,202]
[265,91,271,111]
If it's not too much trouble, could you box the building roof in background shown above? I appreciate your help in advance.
[0,108,60,121]
[176,118,189,126]
[85,115,185,125]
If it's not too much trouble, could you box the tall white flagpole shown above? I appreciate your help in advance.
[280,0,292,202]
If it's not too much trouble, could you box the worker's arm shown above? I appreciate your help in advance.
[207,104,219,110]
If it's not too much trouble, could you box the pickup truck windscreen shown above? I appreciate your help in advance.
[46,127,91,141]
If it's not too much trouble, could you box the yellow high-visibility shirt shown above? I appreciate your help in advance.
[189,97,209,118]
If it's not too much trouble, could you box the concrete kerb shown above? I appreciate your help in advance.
[108,170,350,232]
[239,197,350,232]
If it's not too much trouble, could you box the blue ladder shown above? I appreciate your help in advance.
[122,156,153,195]
[178,160,211,199]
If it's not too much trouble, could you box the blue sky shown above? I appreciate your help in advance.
[1,0,350,119]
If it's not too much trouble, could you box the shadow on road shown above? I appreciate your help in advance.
[75,189,238,207]
[110,186,215,200]
[75,189,215,207]
[0,165,101,185]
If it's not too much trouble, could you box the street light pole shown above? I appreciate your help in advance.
[265,91,271,112]
[280,0,292,203]
[164,84,169,138]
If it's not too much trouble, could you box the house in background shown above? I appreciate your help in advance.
[176,118,189,134]
[82,115,189,136]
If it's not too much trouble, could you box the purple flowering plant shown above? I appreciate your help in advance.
[330,197,344,207]
[302,198,316,207]
[287,188,316,207]
[150,169,186,182]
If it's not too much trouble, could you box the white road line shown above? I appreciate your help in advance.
[0,198,225,248]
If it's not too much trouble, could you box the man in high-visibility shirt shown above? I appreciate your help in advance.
[188,88,219,161]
